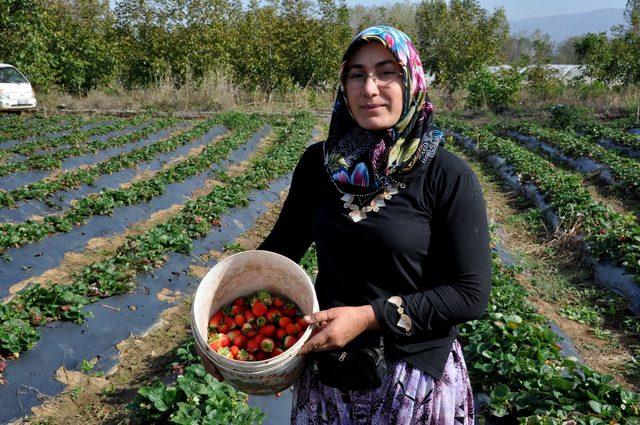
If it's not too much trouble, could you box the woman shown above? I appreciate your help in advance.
[264,25,491,424]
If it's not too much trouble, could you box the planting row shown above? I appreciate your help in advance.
[0,115,159,175]
[0,114,89,144]
[438,117,640,283]
[0,120,196,209]
[0,116,264,250]
[582,123,640,153]
[0,125,218,224]
[0,111,313,366]
[499,121,640,198]
[0,116,119,159]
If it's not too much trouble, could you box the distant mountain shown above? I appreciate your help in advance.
[509,8,625,43]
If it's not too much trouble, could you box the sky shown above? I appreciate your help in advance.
[108,0,630,21]
[346,0,629,21]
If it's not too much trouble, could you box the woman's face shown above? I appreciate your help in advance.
[344,43,404,131]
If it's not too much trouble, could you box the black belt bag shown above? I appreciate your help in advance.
[312,336,387,391]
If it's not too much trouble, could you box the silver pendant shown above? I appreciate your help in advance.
[341,194,355,204]
[349,209,366,222]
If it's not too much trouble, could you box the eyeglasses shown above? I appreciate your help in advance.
[343,70,403,89]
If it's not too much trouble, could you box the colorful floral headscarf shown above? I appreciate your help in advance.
[324,25,443,191]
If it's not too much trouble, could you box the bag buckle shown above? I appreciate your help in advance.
[338,352,347,362]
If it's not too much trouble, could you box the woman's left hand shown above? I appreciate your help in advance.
[298,305,380,355]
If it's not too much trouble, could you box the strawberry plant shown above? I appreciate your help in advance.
[499,121,640,197]
[0,115,160,176]
[130,361,264,424]
[458,233,640,422]
[439,116,640,281]
[0,114,91,144]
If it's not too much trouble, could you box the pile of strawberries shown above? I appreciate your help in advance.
[208,289,308,361]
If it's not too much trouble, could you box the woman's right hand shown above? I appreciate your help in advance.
[194,343,225,382]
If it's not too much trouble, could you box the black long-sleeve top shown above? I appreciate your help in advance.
[258,141,491,379]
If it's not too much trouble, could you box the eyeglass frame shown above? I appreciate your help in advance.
[341,69,405,90]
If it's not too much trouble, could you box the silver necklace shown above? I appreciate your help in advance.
[327,174,406,222]
[323,141,407,222]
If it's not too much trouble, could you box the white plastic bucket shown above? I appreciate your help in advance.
[191,249,319,395]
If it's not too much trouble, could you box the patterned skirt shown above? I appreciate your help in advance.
[290,340,474,425]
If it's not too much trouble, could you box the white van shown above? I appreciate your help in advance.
[0,64,37,111]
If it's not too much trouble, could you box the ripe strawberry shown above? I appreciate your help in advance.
[255,351,267,361]
[276,328,287,340]
[227,329,242,342]
[278,317,292,329]
[208,311,223,330]
[254,334,265,344]
[282,302,297,317]
[230,345,240,358]
[223,316,236,330]
[217,347,234,359]
[209,333,230,351]
[297,317,309,330]
[230,305,242,316]
[233,297,245,307]
[265,308,281,323]
[233,334,247,349]
[271,347,284,357]
[286,323,299,336]
[246,329,257,338]
[218,323,230,334]
[272,296,284,308]
[256,316,267,327]
[284,335,298,350]
[260,338,275,353]
[235,314,246,327]
[246,339,261,354]
[252,300,268,317]
[258,324,276,337]
[244,310,256,324]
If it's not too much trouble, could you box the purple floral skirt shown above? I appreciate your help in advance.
[291,340,474,424]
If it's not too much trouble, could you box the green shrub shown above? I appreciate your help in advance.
[525,66,565,100]
[467,67,524,112]
[548,104,595,129]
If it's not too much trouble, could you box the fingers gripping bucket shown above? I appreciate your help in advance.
[191,250,319,395]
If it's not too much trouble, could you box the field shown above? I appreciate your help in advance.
[0,110,640,424]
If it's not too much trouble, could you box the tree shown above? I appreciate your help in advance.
[576,22,640,122]
[48,0,120,94]
[114,0,238,88]
[530,30,553,65]
[625,0,640,27]
[554,36,583,64]
[349,1,418,40]
[230,0,350,97]
[501,30,554,65]
[0,0,57,89]
[415,0,508,104]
